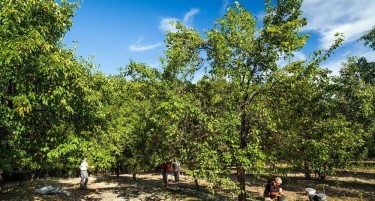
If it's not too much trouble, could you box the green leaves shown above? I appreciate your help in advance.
[360,25,375,50]
[0,0,96,173]
[1,1,373,199]
[163,22,204,81]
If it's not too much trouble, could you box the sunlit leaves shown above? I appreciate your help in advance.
[163,22,204,81]
[0,0,90,173]
[360,25,375,50]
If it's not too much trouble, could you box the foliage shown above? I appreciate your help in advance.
[0,0,81,172]
[361,26,375,50]
[1,1,374,201]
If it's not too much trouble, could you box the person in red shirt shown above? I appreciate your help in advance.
[161,162,171,188]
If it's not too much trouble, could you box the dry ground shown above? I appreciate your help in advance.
[0,166,374,201]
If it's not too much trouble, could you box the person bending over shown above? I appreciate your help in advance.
[263,177,284,201]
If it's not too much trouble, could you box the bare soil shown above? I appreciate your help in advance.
[0,166,374,201]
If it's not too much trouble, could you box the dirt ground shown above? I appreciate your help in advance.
[0,166,374,201]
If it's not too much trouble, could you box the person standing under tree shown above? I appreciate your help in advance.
[172,160,180,181]
[161,162,171,188]
[80,157,89,190]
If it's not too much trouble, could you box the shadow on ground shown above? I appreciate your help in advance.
[246,166,375,201]
[0,174,234,201]
[0,167,374,201]
[92,175,233,200]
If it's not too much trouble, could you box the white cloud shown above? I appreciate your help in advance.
[321,43,375,75]
[129,37,163,52]
[302,0,375,49]
[159,8,200,33]
[220,0,230,15]
[183,8,200,26]
[293,51,307,61]
[320,59,344,76]
[159,17,179,33]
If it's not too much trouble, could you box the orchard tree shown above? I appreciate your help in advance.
[162,0,345,199]
[120,61,166,179]
[100,74,133,176]
[0,0,82,173]
[327,25,375,160]
[267,61,363,179]
[334,56,375,159]
[205,1,309,199]
[0,0,110,176]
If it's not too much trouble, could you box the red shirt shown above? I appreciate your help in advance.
[161,163,171,173]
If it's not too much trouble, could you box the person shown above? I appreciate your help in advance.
[80,157,89,190]
[161,162,171,188]
[172,160,180,181]
[263,177,284,201]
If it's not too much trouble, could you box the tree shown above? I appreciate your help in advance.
[267,61,363,179]
[0,0,83,173]
[334,56,375,159]
[119,61,166,179]
[205,1,309,199]
[330,25,375,159]
[0,0,113,176]
[160,0,348,198]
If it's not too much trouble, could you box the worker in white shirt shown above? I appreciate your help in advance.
[80,157,89,189]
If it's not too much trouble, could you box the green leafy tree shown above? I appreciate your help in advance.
[0,0,83,173]
[0,0,112,176]
[161,1,344,199]
[119,61,166,179]
[204,1,308,199]
[327,25,375,160]
[268,61,363,179]
[334,56,375,159]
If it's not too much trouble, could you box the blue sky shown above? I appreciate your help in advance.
[64,0,375,77]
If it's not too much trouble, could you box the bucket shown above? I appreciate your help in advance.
[305,188,316,195]
[277,196,287,201]
[315,193,328,201]
[308,194,315,201]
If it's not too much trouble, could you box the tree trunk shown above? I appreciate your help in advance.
[132,173,137,181]
[7,79,14,109]
[319,165,327,180]
[318,171,326,180]
[237,164,246,201]
[194,179,200,190]
[237,104,248,201]
[116,163,120,177]
[304,161,311,180]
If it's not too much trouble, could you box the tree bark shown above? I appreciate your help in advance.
[304,161,311,180]
[237,101,248,201]
[194,179,200,190]
[7,79,14,108]
[236,164,246,201]
[116,163,120,177]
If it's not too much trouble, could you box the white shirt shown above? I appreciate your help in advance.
[80,160,88,171]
